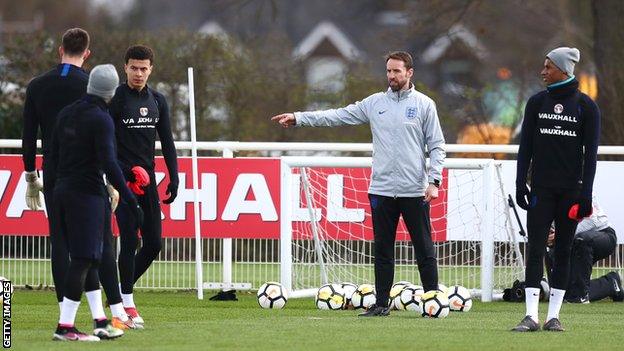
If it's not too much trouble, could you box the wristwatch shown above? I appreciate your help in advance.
[429,179,440,188]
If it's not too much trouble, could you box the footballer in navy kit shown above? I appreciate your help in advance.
[21,28,136,335]
[513,47,601,332]
[47,64,143,341]
[22,28,90,306]
[110,45,179,327]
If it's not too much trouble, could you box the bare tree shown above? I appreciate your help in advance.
[592,0,624,145]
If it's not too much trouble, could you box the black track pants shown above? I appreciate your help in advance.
[525,187,579,289]
[116,177,162,294]
[369,194,438,306]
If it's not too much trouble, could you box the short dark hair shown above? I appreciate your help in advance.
[124,45,154,64]
[385,51,413,70]
[61,28,89,56]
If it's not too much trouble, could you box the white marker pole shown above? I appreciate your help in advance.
[188,67,203,300]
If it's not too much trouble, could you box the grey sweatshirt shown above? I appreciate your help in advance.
[295,85,446,197]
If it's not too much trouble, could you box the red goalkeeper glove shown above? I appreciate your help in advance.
[568,198,592,221]
[127,166,150,195]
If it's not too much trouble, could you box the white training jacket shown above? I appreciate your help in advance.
[294,85,446,197]
[576,196,611,234]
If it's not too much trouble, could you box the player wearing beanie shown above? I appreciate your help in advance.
[21,29,135,337]
[513,47,601,332]
[48,65,144,341]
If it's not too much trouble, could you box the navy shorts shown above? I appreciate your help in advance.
[53,188,106,260]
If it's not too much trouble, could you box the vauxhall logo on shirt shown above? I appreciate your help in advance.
[538,104,578,137]
[122,106,159,129]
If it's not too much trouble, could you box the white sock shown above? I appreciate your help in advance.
[58,302,63,315]
[525,287,541,323]
[547,288,566,322]
[110,303,129,321]
[121,293,135,308]
[59,298,80,326]
[85,289,107,321]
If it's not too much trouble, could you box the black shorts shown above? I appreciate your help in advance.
[53,188,106,260]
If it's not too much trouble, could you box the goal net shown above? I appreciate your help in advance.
[279,157,525,301]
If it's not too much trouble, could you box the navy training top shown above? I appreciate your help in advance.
[516,78,600,198]
[46,94,136,206]
[21,64,88,178]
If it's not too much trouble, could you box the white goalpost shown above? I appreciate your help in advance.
[279,156,525,301]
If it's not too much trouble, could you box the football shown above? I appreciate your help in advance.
[437,283,448,295]
[399,284,424,312]
[257,282,288,309]
[315,283,345,310]
[420,290,450,318]
[341,282,358,309]
[447,285,472,312]
[351,283,376,309]
[389,281,411,310]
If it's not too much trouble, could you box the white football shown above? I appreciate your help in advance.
[315,283,345,310]
[399,284,424,312]
[257,282,288,309]
[341,283,358,309]
[389,281,411,310]
[351,284,376,309]
[447,285,472,312]
[420,290,450,318]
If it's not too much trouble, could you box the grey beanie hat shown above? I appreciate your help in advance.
[87,64,119,101]
[546,47,580,77]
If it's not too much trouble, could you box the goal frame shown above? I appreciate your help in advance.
[280,156,501,302]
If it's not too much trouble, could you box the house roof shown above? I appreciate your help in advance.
[421,24,488,64]
[292,21,363,60]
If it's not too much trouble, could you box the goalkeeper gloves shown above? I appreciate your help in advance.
[25,171,44,210]
[127,166,150,195]
[106,183,120,212]
[162,181,178,204]
[568,197,592,221]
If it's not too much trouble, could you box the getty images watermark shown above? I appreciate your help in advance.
[1,280,11,348]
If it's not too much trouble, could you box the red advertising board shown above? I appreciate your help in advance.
[0,155,447,241]
[291,167,448,242]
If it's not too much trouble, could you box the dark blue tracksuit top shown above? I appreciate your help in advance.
[46,94,136,205]
[21,64,88,176]
[516,78,601,199]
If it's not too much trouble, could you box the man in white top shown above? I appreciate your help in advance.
[271,51,446,317]
[546,196,622,303]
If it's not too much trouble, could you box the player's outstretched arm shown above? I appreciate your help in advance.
[271,113,296,128]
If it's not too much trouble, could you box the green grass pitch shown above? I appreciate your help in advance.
[7,289,624,350]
